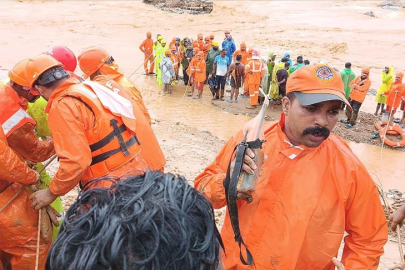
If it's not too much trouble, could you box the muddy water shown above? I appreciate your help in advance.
[137,75,404,191]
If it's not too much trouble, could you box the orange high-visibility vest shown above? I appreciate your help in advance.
[62,84,142,184]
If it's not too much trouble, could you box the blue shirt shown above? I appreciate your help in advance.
[214,55,230,76]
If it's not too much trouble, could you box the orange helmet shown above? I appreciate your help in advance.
[165,50,172,57]
[146,31,152,36]
[43,46,77,72]
[25,54,62,89]
[78,46,110,79]
[8,59,30,87]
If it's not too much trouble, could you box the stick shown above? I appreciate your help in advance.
[397,225,405,264]
[35,208,41,270]
[0,154,57,214]
[0,188,24,214]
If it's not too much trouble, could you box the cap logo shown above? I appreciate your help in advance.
[316,66,334,80]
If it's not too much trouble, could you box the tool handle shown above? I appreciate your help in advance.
[237,148,264,193]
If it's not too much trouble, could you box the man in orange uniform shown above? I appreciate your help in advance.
[242,48,254,97]
[192,51,206,99]
[77,47,166,171]
[0,60,55,269]
[232,42,249,65]
[195,65,387,269]
[170,45,180,80]
[139,31,154,75]
[80,46,151,124]
[245,50,265,109]
[25,55,150,210]
[195,34,204,51]
[186,47,200,97]
[342,67,371,128]
[202,36,212,59]
[382,72,405,125]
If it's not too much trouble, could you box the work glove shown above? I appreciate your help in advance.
[40,205,61,244]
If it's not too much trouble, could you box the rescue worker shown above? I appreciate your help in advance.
[205,41,220,84]
[222,34,236,64]
[232,42,249,65]
[80,47,151,124]
[170,45,180,80]
[0,59,56,269]
[153,35,163,74]
[195,34,204,51]
[265,52,276,95]
[210,34,214,41]
[192,51,206,99]
[381,72,405,126]
[195,64,387,269]
[156,39,169,86]
[202,36,212,59]
[77,48,166,170]
[242,48,254,97]
[25,55,150,210]
[245,50,265,109]
[160,50,176,95]
[374,66,394,115]
[341,67,371,128]
[339,62,356,111]
[139,31,155,75]
[186,47,200,97]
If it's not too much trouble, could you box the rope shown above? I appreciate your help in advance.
[376,90,404,264]
[35,208,41,270]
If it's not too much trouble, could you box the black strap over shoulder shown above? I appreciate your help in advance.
[224,133,254,265]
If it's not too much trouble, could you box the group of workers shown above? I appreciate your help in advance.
[1,40,405,270]
[139,30,310,108]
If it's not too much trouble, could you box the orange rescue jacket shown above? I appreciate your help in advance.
[232,50,249,65]
[45,78,148,196]
[349,76,371,103]
[195,115,387,269]
[246,59,265,85]
[385,81,405,108]
[139,38,154,55]
[194,60,206,83]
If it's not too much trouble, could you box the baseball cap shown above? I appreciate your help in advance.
[287,64,351,109]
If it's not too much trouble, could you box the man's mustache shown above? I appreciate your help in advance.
[302,126,330,138]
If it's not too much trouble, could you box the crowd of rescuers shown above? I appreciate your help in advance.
[1,40,405,270]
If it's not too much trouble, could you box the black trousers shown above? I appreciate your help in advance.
[345,98,362,125]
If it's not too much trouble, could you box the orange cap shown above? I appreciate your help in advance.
[146,31,152,36]
[224,30,230,34]
[8,59,30,87]
[240,42,246,49]
[25,55,62,89]
[197,51,204,57]
[210,34,214,39]
[396,72,404,79]
[78,46,110,79]
[286,64,351,109]
[361,67,370,74]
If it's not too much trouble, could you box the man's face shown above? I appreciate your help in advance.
[361,72,368,79]
[175,41,180,45]
[34,84,52,101]
[241,47,246,51]
[395,76,401,82]
[213,46,218,51]
[147,35,152,39]
[272,55,276,61]
[384,67,389,73]
[161,43,166,47]
[11,82,39,103]
[282,96,341,147]
[220,51,226,57]
[197,54,202,60]
[227,35,232,40]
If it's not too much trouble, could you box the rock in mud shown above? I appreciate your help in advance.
[143,0,213,14]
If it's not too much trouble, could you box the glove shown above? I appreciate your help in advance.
[46,205,61,227]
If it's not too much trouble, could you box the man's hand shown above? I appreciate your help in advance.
[30,188,57,210]
[389,204,405,231]
[332,257,345,270]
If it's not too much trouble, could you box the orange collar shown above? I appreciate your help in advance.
[276,113,311,160]
[45,78,81,113]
